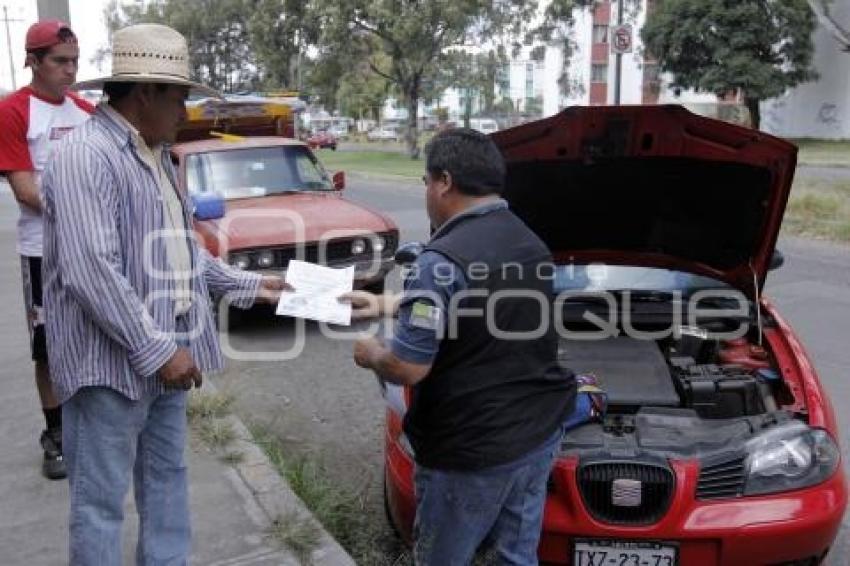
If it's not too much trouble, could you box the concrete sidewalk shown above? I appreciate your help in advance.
[0,193,353,565]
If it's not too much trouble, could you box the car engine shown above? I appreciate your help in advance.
[558,331,780,420]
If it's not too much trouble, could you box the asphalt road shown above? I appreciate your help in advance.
[2,172,848,563]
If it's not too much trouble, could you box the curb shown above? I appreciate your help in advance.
[198,378,356,566]
[797,161,850,169]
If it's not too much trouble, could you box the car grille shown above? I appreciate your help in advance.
[233,234,397,271]
[577,461,675,525]
[274,240,358,266]
[696,455,746,500]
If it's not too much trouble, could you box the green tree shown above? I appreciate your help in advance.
[529,0,596,101]
[318,0,541,158]
[247,0,322,90]
[306,33,390,118]
[642,0,818,129]
[336,54,391,121]
[441,49,506,127]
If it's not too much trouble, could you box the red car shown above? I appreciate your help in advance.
[383,105,847,565]
[306,130,338,150]
[171,136,397,299]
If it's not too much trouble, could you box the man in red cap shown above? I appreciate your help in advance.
[0,20,93,480]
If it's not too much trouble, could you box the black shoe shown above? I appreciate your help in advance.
[40,428,66,480]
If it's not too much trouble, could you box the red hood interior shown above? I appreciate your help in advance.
[491,105,797,296]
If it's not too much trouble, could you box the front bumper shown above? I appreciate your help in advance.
[540,457,847,565]
[384,422,848,565]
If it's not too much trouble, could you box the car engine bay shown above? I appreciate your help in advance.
[557,325,798,459]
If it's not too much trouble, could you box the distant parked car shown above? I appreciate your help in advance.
[328,125,349,140]
[367,126,400,142]
[470,117,499,135]
[306,130,338,150]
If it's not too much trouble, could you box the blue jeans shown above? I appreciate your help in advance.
[63,386,190,566]
[413,428,562,566]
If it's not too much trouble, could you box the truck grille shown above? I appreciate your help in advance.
[232,234,397,271]
[577,461,674,525]
[696,456,746,500]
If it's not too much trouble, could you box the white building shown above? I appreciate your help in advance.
[761,1,850,139]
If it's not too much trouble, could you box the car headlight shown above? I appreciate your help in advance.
[351,238,366,255]
[256,250,275,268]
[744,421,840,496]
[230,253,251,270]
[372,235,386,253]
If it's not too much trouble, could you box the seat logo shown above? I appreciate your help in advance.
[612,478,642,507]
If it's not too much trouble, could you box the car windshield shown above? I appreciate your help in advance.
[553,264,734,296]
[185,145,333,199]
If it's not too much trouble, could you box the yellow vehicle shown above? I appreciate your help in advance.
[179,94,307,142]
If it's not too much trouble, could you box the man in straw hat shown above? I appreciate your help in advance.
[0,20,93,481]
[41,23,287,563]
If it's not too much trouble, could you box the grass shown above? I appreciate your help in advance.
[317,150,423,180]
[784,176,850,242]
[268,512,324,564]
[187,390,235,422]
[187,390,239,451]
[196,419,237,449]
[250,424,410,565]
[792,138,850,167]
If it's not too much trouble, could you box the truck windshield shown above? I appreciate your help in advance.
[186,145,333,199]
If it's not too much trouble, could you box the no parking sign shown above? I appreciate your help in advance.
[611,24,633,54]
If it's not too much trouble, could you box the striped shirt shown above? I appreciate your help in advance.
[41,104,262,404]
[101,104,194,315]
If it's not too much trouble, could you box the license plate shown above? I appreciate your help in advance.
[573,539,678,566]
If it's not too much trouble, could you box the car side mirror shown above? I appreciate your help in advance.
[332,171,345,191]
[769,249,785,271]
[191,192,225,221]
[394,241,424,266]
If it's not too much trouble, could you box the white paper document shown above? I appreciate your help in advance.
[275,260,355,325]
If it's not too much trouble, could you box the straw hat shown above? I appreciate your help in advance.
[73,23,220,98]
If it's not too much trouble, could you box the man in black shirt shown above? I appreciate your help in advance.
[350,128,575,564]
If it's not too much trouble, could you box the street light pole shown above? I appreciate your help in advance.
[614,0,624,105]
[3,5,20,90]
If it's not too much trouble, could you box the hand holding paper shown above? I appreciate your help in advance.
[276,260,355,325]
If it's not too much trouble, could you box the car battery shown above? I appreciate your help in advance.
[674,364,769,419]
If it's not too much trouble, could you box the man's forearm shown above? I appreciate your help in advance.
[380,293,403,318]
[367,343,408,385]
[200,248,262,308]
[356,337,430,386]
[7,171,42,211]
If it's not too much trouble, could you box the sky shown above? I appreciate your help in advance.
[0,0,111,92]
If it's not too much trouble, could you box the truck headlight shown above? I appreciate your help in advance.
[230,253,251,270]
[744,421,840,496]
[351,238,366,255]
[257,250,275,268]
[373,235,386,253]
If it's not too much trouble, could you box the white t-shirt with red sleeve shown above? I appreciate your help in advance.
[0,87,94,257]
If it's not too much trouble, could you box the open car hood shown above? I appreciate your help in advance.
[491,105,797,297]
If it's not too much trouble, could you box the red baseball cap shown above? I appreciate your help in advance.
[25,20,76,51]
